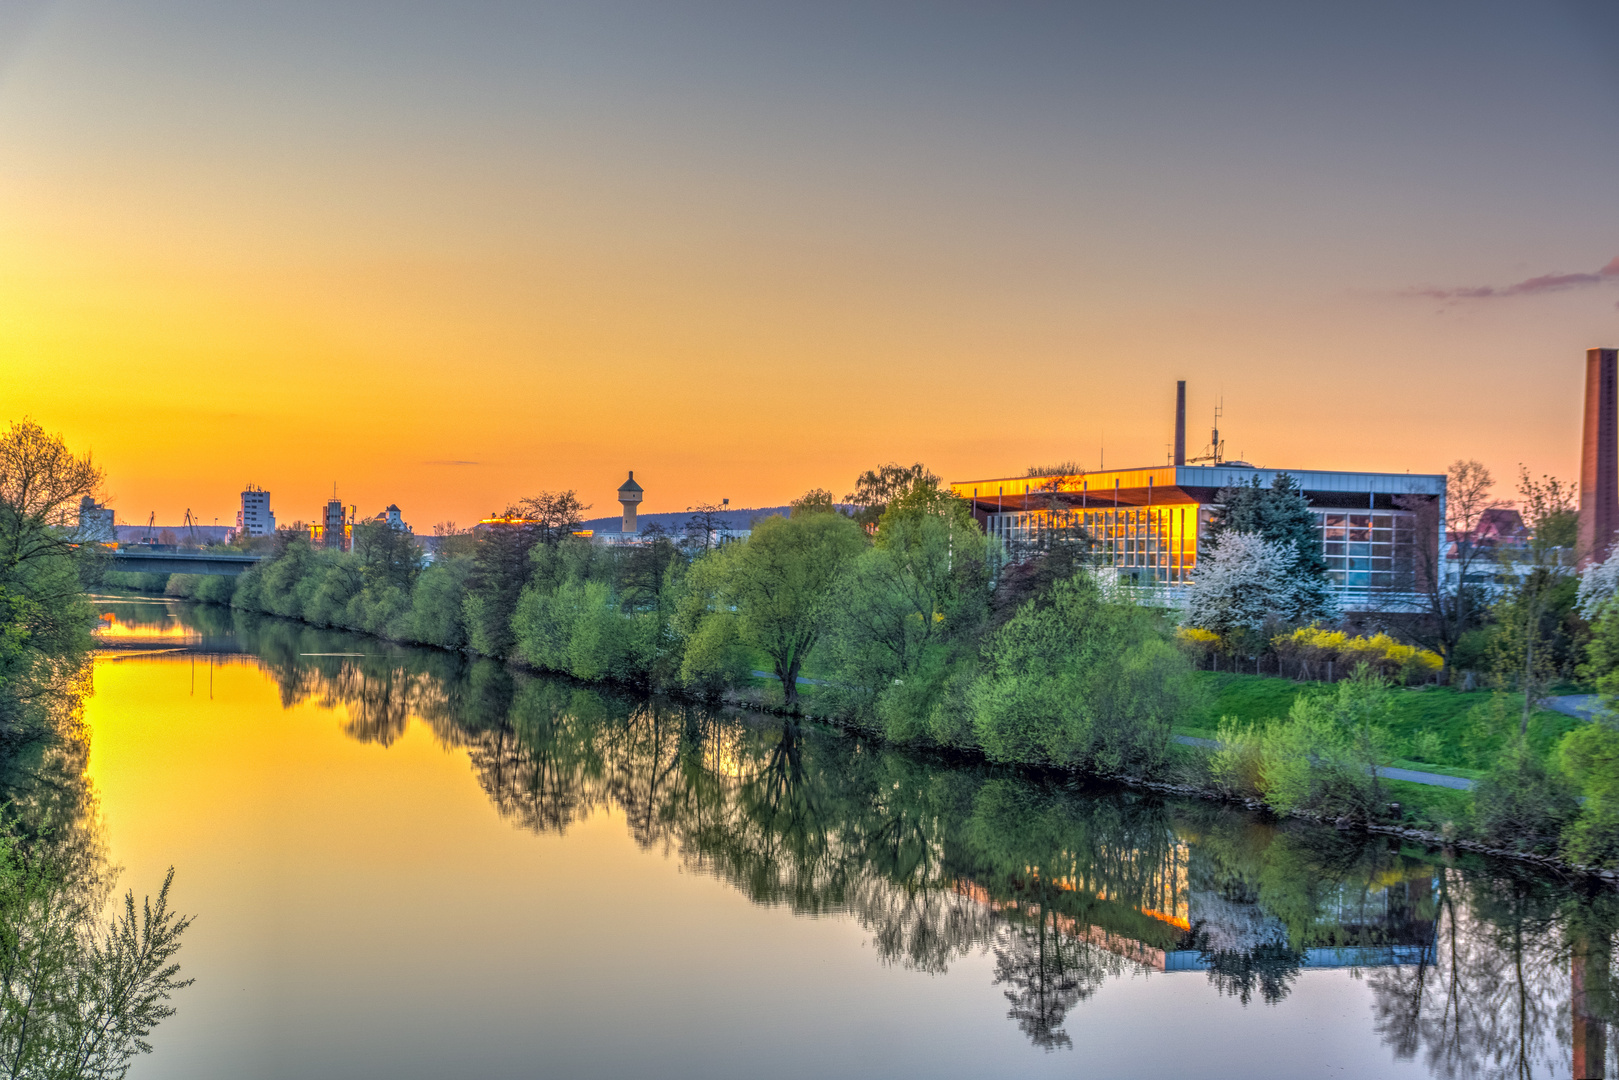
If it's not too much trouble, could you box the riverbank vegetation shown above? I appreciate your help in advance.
[0,419,194,1077]
[137,473,1202,782]
[146,621,1619,1066]
[111,455,1619,872]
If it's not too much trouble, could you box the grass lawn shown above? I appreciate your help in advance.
[1180,672,1584,773]
[1383,778,1473,832]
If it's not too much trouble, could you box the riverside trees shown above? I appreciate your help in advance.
[0,421,102,747]
[155,464,1196,778]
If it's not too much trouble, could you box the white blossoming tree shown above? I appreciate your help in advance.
[1578,544,1619,618]
[1184,531,1301,639]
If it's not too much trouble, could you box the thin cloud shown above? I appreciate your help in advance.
[424,459,479,466]
[1407,257,1619,302]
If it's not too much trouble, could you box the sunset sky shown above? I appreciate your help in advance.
[4,0,1618,528]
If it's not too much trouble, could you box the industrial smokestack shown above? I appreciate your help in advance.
[1174,381,1186,466]
[1580,348,1619,566]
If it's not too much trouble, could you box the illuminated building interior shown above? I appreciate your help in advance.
[950,464,1444,604]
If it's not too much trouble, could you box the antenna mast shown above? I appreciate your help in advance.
[1186,400,1226,465]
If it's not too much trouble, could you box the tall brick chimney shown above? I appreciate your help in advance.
[1579,348,1619,566]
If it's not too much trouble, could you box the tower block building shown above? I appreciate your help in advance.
[1580,348,1619,567]
[618,471,643,534]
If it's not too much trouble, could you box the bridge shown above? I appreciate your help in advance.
[110,549,265,576]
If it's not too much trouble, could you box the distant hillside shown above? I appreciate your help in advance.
[581,507,791,535]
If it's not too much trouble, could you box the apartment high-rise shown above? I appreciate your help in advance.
[238,486,275,537]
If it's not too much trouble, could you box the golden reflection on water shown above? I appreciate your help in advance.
[71,608,1601,1080]
[81,650,917,1080]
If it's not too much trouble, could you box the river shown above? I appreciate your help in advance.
[68,594,1618,1079]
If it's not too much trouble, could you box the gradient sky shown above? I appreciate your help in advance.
[4,1,1618,528]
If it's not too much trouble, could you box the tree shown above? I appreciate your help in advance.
[1560,723,1619,868]
[969,574,1194,775]
[0,834,193,1080]
[682,503,729,554]
[845,462,939,532]
[713,511,866,708]
[1472,737,1578,854]
[0,420,104,577]
[826,485,989,740]
[1492,468,1582,733]
[1024,461,1081,480]
[1203,473,1334,620]
[464,491,590,657]
[1183,531,1300,644]
[1413,460,1502,683]
[515,491,590,547]
[0,422,102,739]
[789,489,837,517]
[352,521,421,593]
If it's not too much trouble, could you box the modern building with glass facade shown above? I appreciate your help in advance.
[949,464,1446,609]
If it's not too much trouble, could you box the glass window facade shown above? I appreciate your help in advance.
[1314,509,1416,589]
[987,506,1199,584]
[986,504,1421,592]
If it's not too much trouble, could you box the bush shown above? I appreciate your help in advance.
[1471,737,1578,853]
[1559,723,1619,868]
[1271,627,1441,685]
[1209,716,1264,797]
[1252,669,1392,818]
[969,575,1197,776]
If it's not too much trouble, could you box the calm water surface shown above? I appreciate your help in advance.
[78,597,1617,1079]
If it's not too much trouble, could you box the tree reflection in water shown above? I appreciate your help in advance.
[218,611,1619,1069]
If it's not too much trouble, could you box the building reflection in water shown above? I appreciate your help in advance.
[94,598,1619,1074]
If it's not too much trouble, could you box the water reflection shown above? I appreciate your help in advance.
[93,599,1619,1073]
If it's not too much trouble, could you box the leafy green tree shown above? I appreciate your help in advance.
[826,485,989,742]
[711,512,866,708]
[789,489,837,517]
[1492,468,1582,731]
[844,462,939,532]
[968,574,1194,775]
[672,550,753,697]
[0,833,192,1080]
[409,561,472,648]
[351,521,421,594]
[465,520,540,657]
[1559,723,1619,868]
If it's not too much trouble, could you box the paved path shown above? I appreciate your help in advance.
[751,670,835,686]
[1170,734,1475,790]
[1548,695,1603,721]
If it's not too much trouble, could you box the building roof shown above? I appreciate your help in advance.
[618,471,643,493]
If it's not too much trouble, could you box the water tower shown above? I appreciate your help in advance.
[618,471,643,534]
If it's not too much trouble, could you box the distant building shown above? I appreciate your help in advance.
[364,504,411,533]
[948,384,1446,612]
[323,498,347,550]
[75,497,116,543]
[618,472,643,534]
[238,486,276,537]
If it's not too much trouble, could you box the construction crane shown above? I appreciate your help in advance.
[182,509,200,547]
[140,512,159,545]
